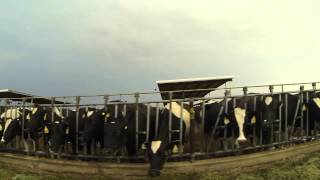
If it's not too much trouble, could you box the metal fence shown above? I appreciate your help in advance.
[0,81,320,162]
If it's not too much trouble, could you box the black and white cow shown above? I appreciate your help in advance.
[48,107,108,155]
[82,108,107,154]
[203,97,258,150]
[248,93,306,143]
[103,102,194,176]
[0,108,27,145]
[0,105,65,152]
[303,91,320,136]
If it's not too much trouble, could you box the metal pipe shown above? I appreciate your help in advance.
[285,94,288,141]
[179,102,184,155]
[2,88,320,107]
[306,91,309,137]
[290,99,301,138]
[253,96,257,147]
[75,96,80,154]
[2,82,320,101]
[155,103,159,139]
[134,93,140,152]
[259,96,263,145]
[21,98,26,142]
[224,90,230,139]
[104,96,109,111]
[168,92,173,145]
[278,94,282,142]
[146,104,150,143]
[51,97,55,123]
[300,86,304,138]
[201,100,206,153]
[115,104,118,119]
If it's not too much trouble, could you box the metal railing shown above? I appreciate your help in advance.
[0,82,319,162]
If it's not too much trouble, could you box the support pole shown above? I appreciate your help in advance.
[75,96,80,154]
[300,85,304,138]
[168,92,173,145]
[269,86,274,144]
[134,93,140,153]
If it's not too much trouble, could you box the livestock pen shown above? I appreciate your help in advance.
[1,78,320,177]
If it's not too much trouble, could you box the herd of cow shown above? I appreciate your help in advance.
[1,91,320,176]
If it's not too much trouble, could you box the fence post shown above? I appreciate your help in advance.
[300,85,304,138]
[269,85,274,144]
[189,99,195,161]
[75,96,80,154]
[168,92,173,146]
[134,93,140,153]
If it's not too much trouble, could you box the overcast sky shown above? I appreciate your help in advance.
[1,1,320,97]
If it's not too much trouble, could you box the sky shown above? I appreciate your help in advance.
[1,1,320,98]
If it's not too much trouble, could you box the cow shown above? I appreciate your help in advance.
[0,108,26,145]
[302,91,320,136]
[48,107,108,155]
[245,93,307,144]
[0,105,64,152]
[203,96,259,151]
[102,102,196,176]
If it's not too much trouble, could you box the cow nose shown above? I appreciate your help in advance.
[238,139,247,145]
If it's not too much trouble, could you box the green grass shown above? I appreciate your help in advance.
[1,153,320,180]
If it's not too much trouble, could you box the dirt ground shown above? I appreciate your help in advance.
[0,151,320,180]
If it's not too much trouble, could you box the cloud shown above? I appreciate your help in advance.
[0,0,320,96]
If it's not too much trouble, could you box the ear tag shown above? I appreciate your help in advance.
[124,126,128,130]
[172,145,179,154]
[0,124,2,131]
[66,128,69,134]
[44,114,47,121]
[107,113,110,118]
[26,114,31,120]
[302,104,307,111]
[102,112,106,116]
[44,126,49,134]
[82,114,86,119]
[141,144,147,150]
[251,116,257,124]
[224,117,230,125]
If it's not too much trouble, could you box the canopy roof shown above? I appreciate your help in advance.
[0,89,67,104]
[156,76,233,100]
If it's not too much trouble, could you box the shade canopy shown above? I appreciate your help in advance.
[156,76,233,100]
[0,89,67,104]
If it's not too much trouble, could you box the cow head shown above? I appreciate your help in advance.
[82,108,107,147]
[258,96,280,131]
[49,120,67,153]
[26,104,47,140]
[228,97,257,145]
[102,105,128,151]
[234,107,247,143]
[48,107,67,153]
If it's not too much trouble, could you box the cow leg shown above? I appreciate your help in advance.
[22,139,30,153]
[83,143,87,155]
[31,140,36,152]
[57,145,63,159]
[91,139,96,155]
[87,140,92,155]
[72,142,77,155]
[222,139,228,151]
